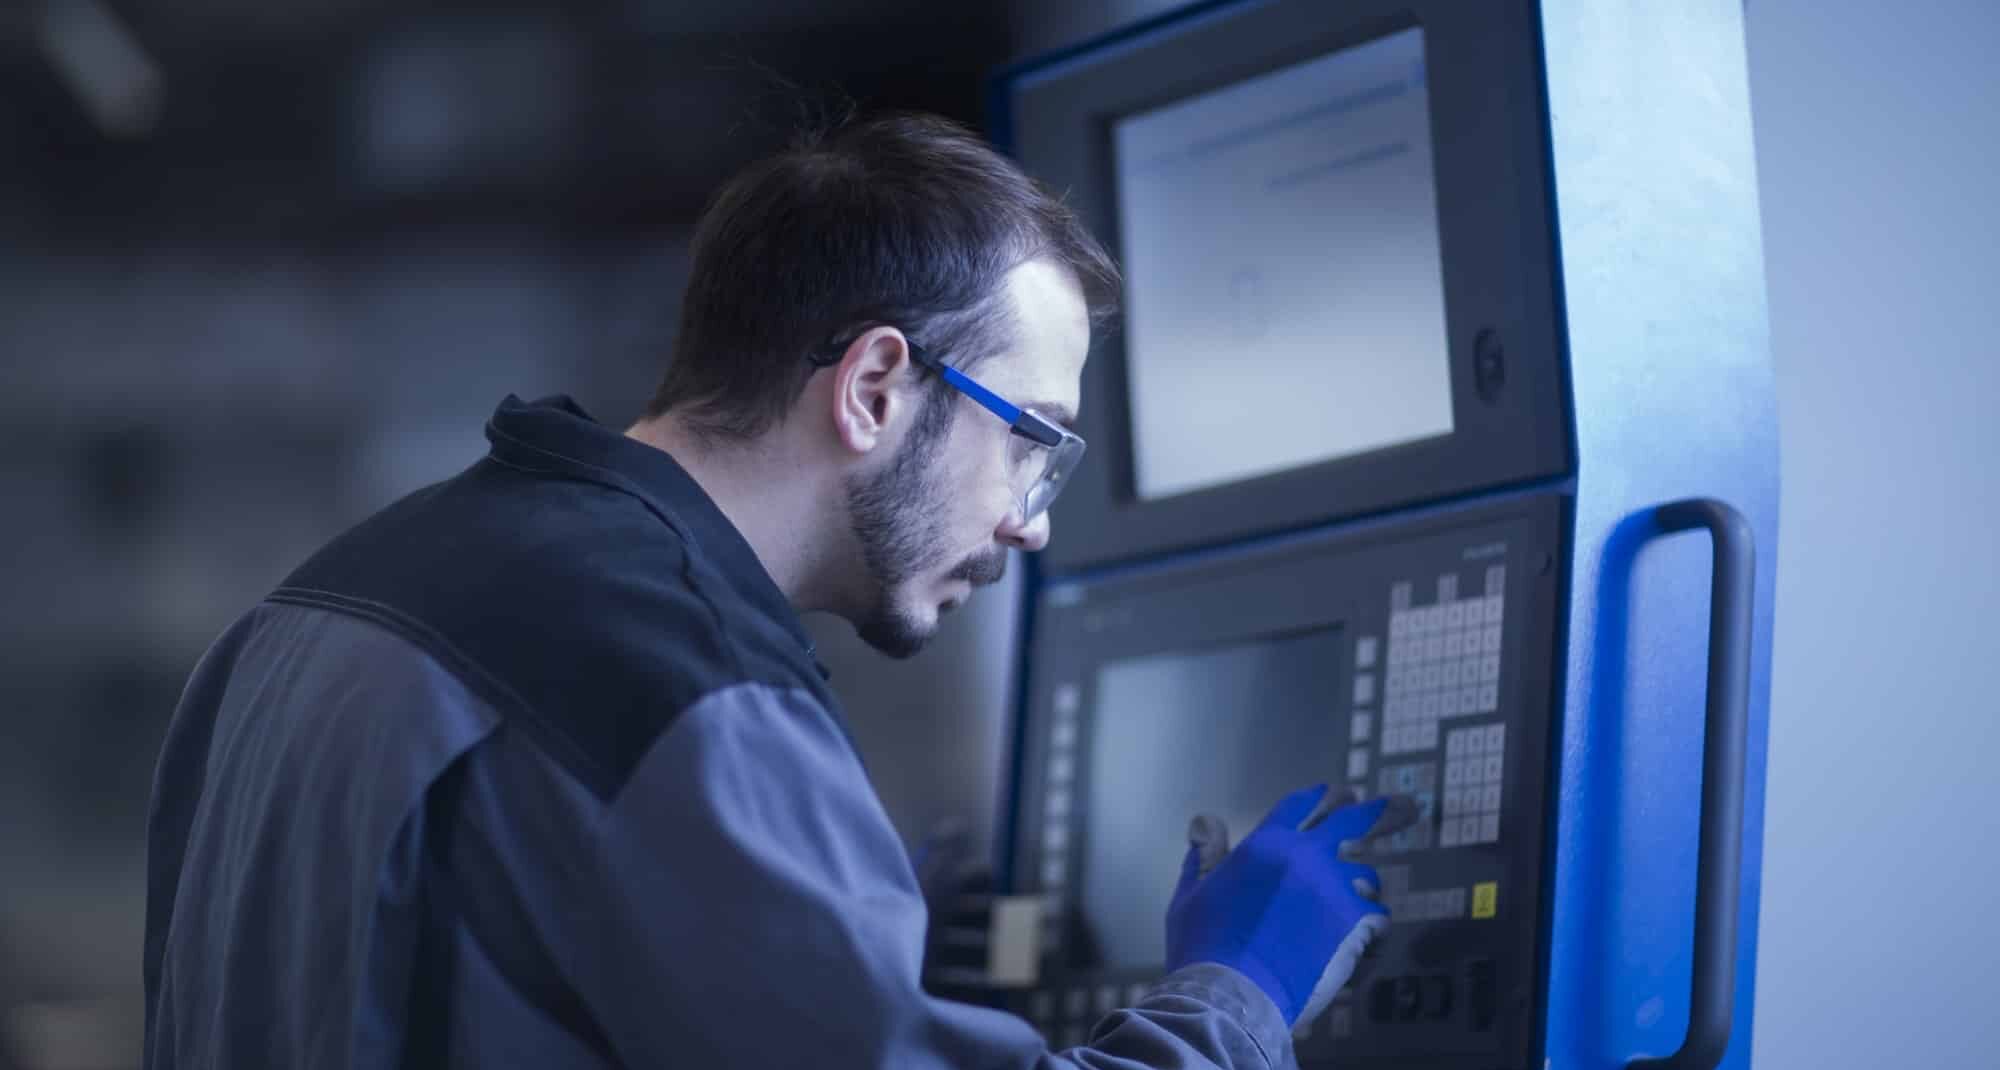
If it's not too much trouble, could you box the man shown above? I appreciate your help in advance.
[142,114,1392,1068]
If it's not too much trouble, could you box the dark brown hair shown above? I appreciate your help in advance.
[647,112,1119,442]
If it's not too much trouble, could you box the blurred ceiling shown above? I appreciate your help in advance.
[0,0,1017,240]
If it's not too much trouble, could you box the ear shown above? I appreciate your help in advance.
[830,326,921,455]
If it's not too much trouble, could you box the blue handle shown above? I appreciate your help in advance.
[1626,499,1755,1070]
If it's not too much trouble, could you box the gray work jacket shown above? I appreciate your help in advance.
[142,394,1295,1069]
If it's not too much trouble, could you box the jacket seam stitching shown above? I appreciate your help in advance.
[267,586,620,796]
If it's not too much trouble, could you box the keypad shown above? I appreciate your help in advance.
[1383,885,1470,924]
[1440,724,1506,846]
[1371,763,1437,853]
[1381,574,1505,757]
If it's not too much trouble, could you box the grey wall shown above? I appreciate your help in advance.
[1746,0,2000,1065]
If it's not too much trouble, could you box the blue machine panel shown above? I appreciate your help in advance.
[992,2,1778,1069]
[1539,4,1779,1070]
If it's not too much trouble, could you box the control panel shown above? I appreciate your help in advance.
[1007,497,1563,1067]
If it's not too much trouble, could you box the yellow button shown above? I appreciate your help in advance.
[1472,881,1499,919]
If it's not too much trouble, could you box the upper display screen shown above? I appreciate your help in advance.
[1112,27,1455,500]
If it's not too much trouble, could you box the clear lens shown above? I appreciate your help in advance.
[1021,433,1086,521]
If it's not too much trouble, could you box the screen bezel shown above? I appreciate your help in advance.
[1109,26,1459,503]
[999,0,1568,573]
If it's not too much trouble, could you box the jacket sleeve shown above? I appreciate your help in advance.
[517,681,1300,1070]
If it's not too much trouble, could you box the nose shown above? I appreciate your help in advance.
[997,506,1051,553]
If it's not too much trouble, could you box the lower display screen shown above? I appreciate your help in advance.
[1075,628,1346,970]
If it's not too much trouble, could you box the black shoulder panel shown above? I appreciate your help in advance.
[275,456,830,800]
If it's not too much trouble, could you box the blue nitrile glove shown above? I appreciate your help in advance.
[1164,786,1394,1027]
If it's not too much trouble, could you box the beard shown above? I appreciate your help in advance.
[844,398,1008,658]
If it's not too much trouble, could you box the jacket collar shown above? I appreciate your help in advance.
[483,394,822,669]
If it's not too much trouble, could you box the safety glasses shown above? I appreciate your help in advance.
[905,341,1085,524]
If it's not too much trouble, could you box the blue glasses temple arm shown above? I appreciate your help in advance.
[935,363,1065,448]
[936,363,1020,423]
[908,341,1065,448]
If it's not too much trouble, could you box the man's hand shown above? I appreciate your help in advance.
[1164,786,1405,1027]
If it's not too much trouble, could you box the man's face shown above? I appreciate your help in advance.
[844,258,1090,658]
